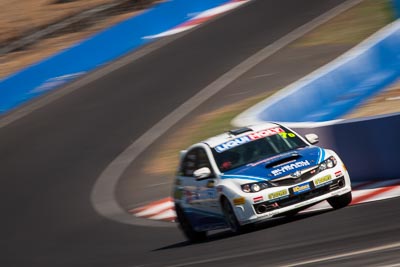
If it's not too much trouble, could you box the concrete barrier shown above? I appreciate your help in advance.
[291,113,400,182]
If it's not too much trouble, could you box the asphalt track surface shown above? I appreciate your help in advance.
[1,0,400,266]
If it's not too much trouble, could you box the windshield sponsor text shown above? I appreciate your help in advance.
[215,127,284,153]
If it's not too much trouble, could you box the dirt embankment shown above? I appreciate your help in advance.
[0,0,156,78]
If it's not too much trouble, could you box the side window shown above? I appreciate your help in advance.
[197,148,212,169]
[181,147,214,177]
[181,149,197,177]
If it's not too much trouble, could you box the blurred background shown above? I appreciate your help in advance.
[1,1,400,266]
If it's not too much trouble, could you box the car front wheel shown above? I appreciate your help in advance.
[327,191,352,209]
[221,197,248,233]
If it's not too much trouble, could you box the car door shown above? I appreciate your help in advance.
[178,146,225,230]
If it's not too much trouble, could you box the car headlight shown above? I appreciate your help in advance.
[241,182,269,193]
[251,184,261,192]
[319,156,337,171]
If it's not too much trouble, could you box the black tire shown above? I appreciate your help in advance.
[327,191,352,209]
[175,205,207,243]
[221,198,245,234]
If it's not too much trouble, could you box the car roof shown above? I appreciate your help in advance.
[202,122,281,148]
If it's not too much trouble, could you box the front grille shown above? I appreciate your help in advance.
[253,177,345,214]
[270,166,320,186]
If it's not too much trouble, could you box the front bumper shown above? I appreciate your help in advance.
[234,172,352,225]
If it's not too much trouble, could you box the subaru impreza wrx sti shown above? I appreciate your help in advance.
[172,123,352,242]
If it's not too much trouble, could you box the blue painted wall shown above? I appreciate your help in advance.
[393,0,400,17]
[0,0,231,114]
[255,21,400,123]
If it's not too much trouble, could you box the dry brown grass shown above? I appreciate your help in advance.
[345,80,400,119]
[0,10,141,77]
[0,0,118,44]
[294,0,394,46]
[0,0,156,78]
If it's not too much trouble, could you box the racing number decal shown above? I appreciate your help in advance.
[279,132,296,139]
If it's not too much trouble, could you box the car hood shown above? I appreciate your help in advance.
[221,146,325,182]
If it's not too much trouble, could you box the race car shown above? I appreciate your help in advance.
[173,122,352,242]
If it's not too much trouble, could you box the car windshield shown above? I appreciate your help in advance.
[212,127,308,172]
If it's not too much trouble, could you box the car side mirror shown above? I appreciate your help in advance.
[194,167,212,180]
[305,133,319,145]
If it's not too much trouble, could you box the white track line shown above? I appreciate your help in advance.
[282,242,400,267]
[196,0,249,18]
[164,242,400,267]
[144,0,250,39]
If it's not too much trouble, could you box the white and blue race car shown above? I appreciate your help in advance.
[173,122,352,242]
